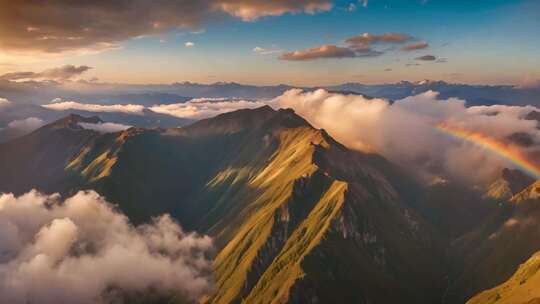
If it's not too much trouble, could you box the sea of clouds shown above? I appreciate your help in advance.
[0,190,213,304]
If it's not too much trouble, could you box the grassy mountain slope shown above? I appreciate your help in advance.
[467,251,540,304]
[0,114,101,194]
[445,180,540,304]
[0,106,462,303]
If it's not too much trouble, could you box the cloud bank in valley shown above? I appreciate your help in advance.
[150,98,266,119]
[0,190,213,304]
[269,89,540,183]
[43,99,145,114]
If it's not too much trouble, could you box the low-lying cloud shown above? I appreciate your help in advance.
[79,122,132,133]
[269,89,540,184]
[43,99,145,114]
[150,98,266,119]
[0,190,213,304]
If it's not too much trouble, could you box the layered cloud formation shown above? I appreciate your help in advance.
[0,0,331,54]
[269,89,539,183]
[0,190,213,304]
[43,100,145,114]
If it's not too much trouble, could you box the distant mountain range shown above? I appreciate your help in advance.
[0,107,538,303]
[1,79,539,105]
[1,79,538,144]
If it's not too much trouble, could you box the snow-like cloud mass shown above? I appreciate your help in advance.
[7,117,45,132]
[150,98,266,119]
[270,89,540,184]
[0,190,213,304]
[43,99,145,114]
[78,122,132,133]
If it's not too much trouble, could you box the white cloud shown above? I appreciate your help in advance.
[269,89,540,184]
[42,100,145,114]
[185,41,195,47]
[253,46,283,55]
[7,117,45,132]
[150,98,266,119]
[0,190,213,304]
[78,122,132,133]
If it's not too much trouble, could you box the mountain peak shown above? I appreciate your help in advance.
[180,105,312,136]
[484,168,534,200]
[50,114,103,129]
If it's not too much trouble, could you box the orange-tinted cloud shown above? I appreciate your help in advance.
[279,44,357,61]
[402,42,429,51]
[0,0,332,54]
[214,0,332,21]
[345,32,412,47]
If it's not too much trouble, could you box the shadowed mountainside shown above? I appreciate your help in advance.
[0,107,538,304]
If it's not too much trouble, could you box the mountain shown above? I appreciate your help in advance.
[0,107,448,303]
[484,168,535,201]
[465,181,540,304]
[2,79,539,105]
[326,81,540,106]
[445,180,540,304]
[2,107,539,304]
[467,250,540,304]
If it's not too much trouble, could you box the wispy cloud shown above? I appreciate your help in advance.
[402,42,429,51]
[0,65,91,81]
[253,46,283,55]
[415,54,437,61]
[279,44,357,61]
[78,122,132,133]
[345,32,412,46]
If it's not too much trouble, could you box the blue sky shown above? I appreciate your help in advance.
[1,0,538,86]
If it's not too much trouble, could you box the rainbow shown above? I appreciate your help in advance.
[436,123,540,180]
